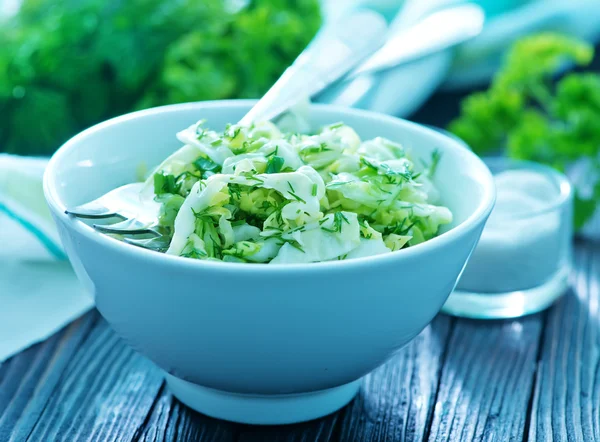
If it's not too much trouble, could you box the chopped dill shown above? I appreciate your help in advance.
[288,191,306,204]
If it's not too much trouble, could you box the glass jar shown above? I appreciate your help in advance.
[442,157,573,319]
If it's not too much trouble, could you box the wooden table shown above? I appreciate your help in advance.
[0,240,598,441]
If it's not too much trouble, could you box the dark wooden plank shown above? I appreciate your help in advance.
[427,315,543,441]
[133,383,238,442]
[24,314,164,442]
[235,409,339,442]
[335,315,452,442]
[0,311,97,442]
[528,243,600,442]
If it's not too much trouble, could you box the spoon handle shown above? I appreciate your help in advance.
[345,4,485,80]
[238,9,387,126]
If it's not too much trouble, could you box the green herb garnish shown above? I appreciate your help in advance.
[449,32,600,229]
[288,191,306,204]
[0,1,321,156]
[194,157,220,173]
[266,156,285,174]
[153,172,180,195]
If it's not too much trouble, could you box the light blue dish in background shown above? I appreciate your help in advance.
[43,100,495,425]
[320,0,600,116]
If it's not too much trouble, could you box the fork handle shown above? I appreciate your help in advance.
[237,9,387,127]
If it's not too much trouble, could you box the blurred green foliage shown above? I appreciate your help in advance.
[448,33,600,230]
[0,0,321,156]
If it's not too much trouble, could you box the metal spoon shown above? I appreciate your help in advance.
[238,8,388,126]
[342,3,486,81]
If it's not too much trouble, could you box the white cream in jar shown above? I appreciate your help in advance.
[456,161,572,296]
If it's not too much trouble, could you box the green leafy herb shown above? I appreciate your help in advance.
[288,191,306,204]
[383,218,417,237]
[266,155,285,174]
[181,249,208,260]
[360,157,413,183]
[448,33,600,229]
[263,225,283,232]
[195,120,207,139]
[321,212,350,233]
[226,127,242,140]
[1,0,322,156]
[153,172,180,195]
[428,150,441,177]
[191,207,211,220]
[300,143,332,156]
[360,157,379,173]
[281,239,305,253]
[223,241,261,258]
[194,157,220,173]
[228,183,243,200]
[242,172,265,184]
[156,193,185,229]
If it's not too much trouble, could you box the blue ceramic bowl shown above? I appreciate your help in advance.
[43,101,495,424]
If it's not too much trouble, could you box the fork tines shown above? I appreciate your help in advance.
[65,204,125,220]
[93,218,157,235]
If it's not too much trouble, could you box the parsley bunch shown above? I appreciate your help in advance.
[0,0,321,156]
[448,33,600,230]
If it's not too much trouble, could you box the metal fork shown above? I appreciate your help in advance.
[65,9,388,251]
[65,182,172,251]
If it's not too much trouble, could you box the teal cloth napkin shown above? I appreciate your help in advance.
[0,155,94,362]
[0,155,64,260]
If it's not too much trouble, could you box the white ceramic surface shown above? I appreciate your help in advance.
[43,101,495,424]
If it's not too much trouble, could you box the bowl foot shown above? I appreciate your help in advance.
[164,373,361,425]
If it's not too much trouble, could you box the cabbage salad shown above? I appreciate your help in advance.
[143,119,452,264]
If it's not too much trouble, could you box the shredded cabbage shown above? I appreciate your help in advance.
[143,118,452,263]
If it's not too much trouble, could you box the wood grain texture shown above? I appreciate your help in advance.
[528,243,600,442]
[133,383,237,442]
[24,314,164,442]
[337,316,452,442]
[236,411,339,442]
[427,316,543,441]
[0,312,96,442]
[235,410,338,442]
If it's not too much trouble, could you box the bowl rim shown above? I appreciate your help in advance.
[43,99,496,274]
